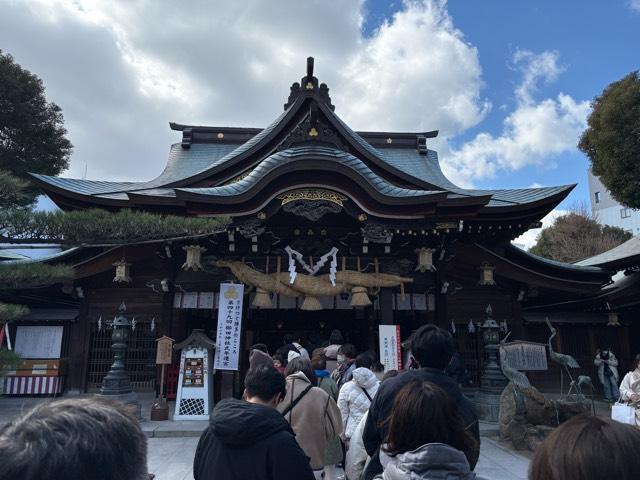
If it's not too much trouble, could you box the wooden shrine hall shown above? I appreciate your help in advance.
[13,57,633,397]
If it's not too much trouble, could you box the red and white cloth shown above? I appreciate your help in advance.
[2,376,64,395]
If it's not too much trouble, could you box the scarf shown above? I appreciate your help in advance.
[315,369,330,378]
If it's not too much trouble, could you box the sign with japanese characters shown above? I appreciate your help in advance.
[379,325,402,372]
[501,341,548,371]
[213,283,244,371]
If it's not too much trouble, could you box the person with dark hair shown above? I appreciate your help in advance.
[332,343,357,389]
[338,353,380,449]
[594,347,620,401]
[311,349,344,474]
[0,398,148,480]
[375,380,482,480]
[272,352,285,373]
[275,334,301,367]
[619,352,640,425]
[529,415,640,480]
[194,366,315,480]
[249,343,274,370]
[362,324,479,480]
[279,357,343,480]
[324,329,345,373]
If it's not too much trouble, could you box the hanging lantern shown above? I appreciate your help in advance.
[607,312,621,326]
[478,263,496,286]
[350,286,372,308]
[252,288,274,309]
[415,248,436,272]
[300,296,322,311]
[182,245,207,271]
[113,259,132,283]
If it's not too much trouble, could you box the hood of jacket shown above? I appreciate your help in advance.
[286,370,312,384]
[383,443,475,480]
[211,398,291,446]
[249,349,274,370]
[324,344,341,359]
[352,367,379,390]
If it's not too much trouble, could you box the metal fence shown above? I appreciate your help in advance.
[86,317,158,391]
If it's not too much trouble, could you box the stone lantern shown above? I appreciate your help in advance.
[473,304,507,422]
[97,302,140,418]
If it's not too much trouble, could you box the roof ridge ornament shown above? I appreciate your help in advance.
[284,57,335,111]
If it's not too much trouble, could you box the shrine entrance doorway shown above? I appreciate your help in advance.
[247,308,376,357]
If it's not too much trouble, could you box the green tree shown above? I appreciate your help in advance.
[0,51,229,330]
[530,204,632,263]
[579,71,640,208]
[0,50,72,206]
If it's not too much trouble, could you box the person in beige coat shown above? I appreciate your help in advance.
[278,357,343,480]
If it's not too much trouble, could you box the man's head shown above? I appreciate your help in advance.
[0,398,147,480]
[283,333,295,345]
[410,324,454,370]
[243,366,287,408]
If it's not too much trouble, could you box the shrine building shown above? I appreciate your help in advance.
[7,58,636,398]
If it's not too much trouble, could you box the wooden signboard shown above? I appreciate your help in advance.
[155,336,174,364]
[501,341,548,371]
[14,326,64,359]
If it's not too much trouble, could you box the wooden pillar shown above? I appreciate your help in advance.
[66,294,90,393]
[435,263,448,328]
[379,290,394,325]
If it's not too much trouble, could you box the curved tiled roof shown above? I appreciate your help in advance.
[575,236,640,268]
[176,146,445,201]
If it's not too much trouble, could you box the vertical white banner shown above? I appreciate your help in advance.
[379,325,402,372]
[213,283,244,371]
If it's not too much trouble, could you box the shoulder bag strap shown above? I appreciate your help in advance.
[281,384,313,417]
[360,385,373,402]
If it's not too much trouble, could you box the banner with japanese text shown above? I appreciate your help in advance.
[379,325,402,372]
[213,283,244,371]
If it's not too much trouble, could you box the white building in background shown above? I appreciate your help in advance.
[587,170,640,235]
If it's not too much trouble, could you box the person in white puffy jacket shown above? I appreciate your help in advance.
[338,354,380,447]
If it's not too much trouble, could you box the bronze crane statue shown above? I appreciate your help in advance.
[578,375,596,415]
[545,317,580,395]
[499,332,529,418]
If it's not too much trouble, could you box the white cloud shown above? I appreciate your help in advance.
[512,209,568,251]
[337,1,490,134]
[445,50,589,186]
[0,0,585,195]
[0,0,490,182]
[629,0,640,12]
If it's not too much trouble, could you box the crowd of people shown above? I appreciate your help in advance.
[1,325,640,480]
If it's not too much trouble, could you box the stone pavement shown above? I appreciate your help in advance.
[4,394,616,479]
[146,436,531,480]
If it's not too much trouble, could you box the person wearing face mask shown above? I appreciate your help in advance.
[324,329,344,374]
[332,343,357,390]
[594,347,620,402]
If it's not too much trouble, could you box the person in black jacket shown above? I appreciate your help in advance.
[361,324,480,480]
[193,366,315,480]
